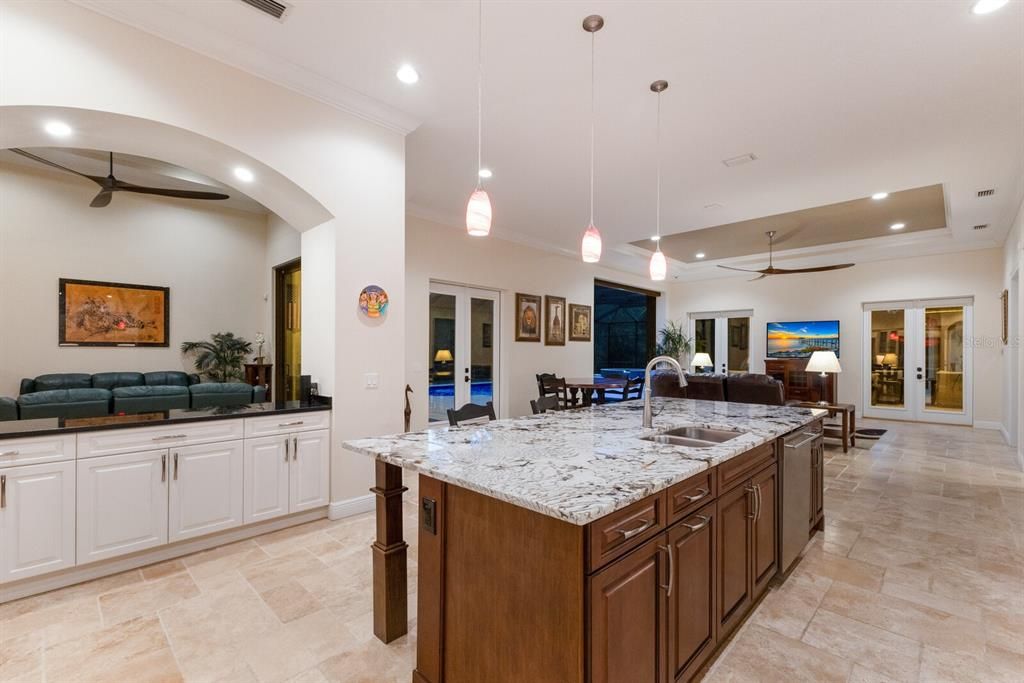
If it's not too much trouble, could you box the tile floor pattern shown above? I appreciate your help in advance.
[1,420,1021,682]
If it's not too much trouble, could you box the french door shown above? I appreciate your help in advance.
[863,298,973,425]
[428,283,500,423]
[690,310,752,374]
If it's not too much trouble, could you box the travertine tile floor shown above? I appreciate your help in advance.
[1,419,1021,682]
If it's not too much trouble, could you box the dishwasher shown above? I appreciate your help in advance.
[780,421,823,574]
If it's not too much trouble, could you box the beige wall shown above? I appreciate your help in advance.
[0,160,273,397]
[668,249,1006,426]
[405,214,668,429]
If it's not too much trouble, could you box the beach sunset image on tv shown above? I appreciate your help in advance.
[766,320,840,358]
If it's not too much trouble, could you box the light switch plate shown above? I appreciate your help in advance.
[364,372,379,389]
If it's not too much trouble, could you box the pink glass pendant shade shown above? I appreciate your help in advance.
[581,222,602,263]
[466,188,492,237]
[649,249,667,281]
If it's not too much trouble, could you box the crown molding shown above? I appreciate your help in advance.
[70,0,421,136]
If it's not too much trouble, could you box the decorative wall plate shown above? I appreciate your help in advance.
[359,285,389,318]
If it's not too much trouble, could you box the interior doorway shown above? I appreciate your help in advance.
[274,259,301,402]
[689,310,753,374]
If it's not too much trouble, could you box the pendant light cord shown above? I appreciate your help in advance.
[589,30,595,226]
[476,0,483,190]
[655,90,661,248]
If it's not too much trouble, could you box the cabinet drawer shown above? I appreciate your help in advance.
[244,411,331,438]
[78,420,244,459]
[717,441,776,493]
[588,491,666,572]
[668,469,716,524]
[0,434,76,467]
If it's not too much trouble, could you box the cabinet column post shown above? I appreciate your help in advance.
[371,461,409,643]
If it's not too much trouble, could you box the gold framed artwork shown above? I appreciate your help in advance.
[59,278,169,347]
[544,295,566,346]
[569,303,592,342]
[1002,289,1009,345]
[515,293,542,342]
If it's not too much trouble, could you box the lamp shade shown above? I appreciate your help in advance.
[649,249,667,281]
[881,353,899,366]
[433,349,453,363]
[692,352,713,368]
[581,222,602,263]
[466,189,492,237]
[806,351,842,374]
[875,354,885,365]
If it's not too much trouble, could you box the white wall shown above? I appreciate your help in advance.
[0,160,272,396]
[1003,198,1023,463]
[668,249,1006,426]
[405,214,668,429]
[2,1,406,511]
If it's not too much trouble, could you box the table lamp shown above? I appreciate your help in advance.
[434,349,453,363]
[881,352,898,368]
[805,350,841,405]
[691,353,713,374]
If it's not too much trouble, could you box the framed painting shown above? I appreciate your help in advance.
[568,303,592,342]
[515,293,542,342]
[544,295,566,346]
[59,278,169,347]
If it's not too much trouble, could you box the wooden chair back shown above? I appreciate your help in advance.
[622,377,645,401]
[446,401,496,427]
[536,373,574,408]
[530,395,561,415]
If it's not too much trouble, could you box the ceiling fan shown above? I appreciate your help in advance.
[10,148,230,208]
[717,230,854,281]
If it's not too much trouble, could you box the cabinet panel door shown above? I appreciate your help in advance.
[0,461,76,583]
[667,502,717,683]
[716,481,752,639]
[589,534,668,683]
[243,436,289,524]
[289,429,330,513]
[169,441,244,542]
[77,450,168,564]
[752,464,779,599]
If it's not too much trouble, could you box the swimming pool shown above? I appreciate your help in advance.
[428,381,494,422]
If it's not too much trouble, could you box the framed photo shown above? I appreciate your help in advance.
[1002,289,1009,345]
[515,293,542,342]
[59,278,169,347]
[544,296,566,346]
[569,303,592,342]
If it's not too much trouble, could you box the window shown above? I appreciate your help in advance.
[594,280,658,375]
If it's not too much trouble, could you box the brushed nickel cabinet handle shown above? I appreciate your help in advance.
[161,454,167,482]
[755,484,763,522]
[785,434,819,449]
[285,438,290,462]
[0,450,19,457]
[173,452,179,481]
[681,487,710,503]
[153,434,187,441]
[292,436,298,460]
[659,544,674,597]
[278,420,305,427]
[1,474,6,508]
[745,485,756,519]
[681,514,711,532]
[616,517,655,540]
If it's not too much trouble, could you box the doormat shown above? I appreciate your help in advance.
[855,428,887,439]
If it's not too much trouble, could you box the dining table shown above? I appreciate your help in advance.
[563,376,629,406]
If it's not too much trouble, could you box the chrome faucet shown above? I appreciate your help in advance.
[643,355,687,429]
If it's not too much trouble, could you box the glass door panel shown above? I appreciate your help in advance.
[470,297,495,407]
[726,317,750,373]
[429,292,457,423]
[869,309,905,410]
[693,319,716,372]
[924,306,964,412]
[691,314,751,374]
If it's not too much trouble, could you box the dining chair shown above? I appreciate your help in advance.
[530,395,561,414]
[622,376,645,401]
[536,373,575,409]
[446,401,496,427]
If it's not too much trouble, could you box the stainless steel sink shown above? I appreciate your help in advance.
[640,426,745,449]
[642,434,717,448]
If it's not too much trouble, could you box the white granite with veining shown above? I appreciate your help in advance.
[343,398,822,525]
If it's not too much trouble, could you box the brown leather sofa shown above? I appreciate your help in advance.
[650,370,784,406]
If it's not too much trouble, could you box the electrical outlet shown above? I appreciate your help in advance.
[364,372,379,389]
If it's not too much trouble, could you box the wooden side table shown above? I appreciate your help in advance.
[244,362,273,399]
[797,401,855,452]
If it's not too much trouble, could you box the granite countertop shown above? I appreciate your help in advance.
[343,398,821,526]
[0,398,332,439]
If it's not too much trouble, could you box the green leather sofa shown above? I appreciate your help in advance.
[190,382,267,408]
[0,397,18,422]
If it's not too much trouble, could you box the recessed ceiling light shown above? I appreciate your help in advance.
[478,168,493,179]
[972,0,1008,14]
[890,222,905,230]
[44,120,72,138]
[695,252,706,259]
[396,64,419,84]
[871,192,889,200]
[233,167,254,183]
[650,235,661,242]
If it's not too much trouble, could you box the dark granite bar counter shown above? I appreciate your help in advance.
[0,397,331,439]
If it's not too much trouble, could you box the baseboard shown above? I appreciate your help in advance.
[974,420,1004,432]
[1000,424,1012,445]
[328,493,375,520]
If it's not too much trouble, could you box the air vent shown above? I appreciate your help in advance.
[239,0,289,20]
[973,224,989,230]
[722,153,757,168]
[976,188,995,197]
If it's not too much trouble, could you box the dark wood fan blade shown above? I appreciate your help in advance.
[116,184,230,201]
[748,274,768,282]
[717,265,766,274]
[90,190,113,208]
[10,148,106,185]
[769,264,855,274]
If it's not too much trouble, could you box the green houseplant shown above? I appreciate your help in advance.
[181,332,253,383]
[655,320,693,366]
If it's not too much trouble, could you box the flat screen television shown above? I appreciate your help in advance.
[766,320,840,359]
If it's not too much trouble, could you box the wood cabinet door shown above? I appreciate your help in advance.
[751,464,778,600]
[589,534,669,683]
[168,440,244,542]
[716,481,752,639]
[77,450,168,564]
[289,429,330,513]
[0,460,76,583]
[243,435,289,524]
[666,502,717,683]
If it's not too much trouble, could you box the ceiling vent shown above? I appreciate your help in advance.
[239,0,289,20]
[973,224,989,230]
[722,153,757,168]
[976,188,995,197]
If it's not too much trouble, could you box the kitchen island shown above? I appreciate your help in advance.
[344,398,825,683]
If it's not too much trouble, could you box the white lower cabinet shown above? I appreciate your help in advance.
[77,449,169,564]
[243,429,330,523]
[169,441,244,542]
[0,460,76,583]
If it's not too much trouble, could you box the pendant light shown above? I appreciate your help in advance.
[465,0,492,237]
[580,15,604,263]
[649,80,668,281]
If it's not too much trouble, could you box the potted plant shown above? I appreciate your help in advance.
[655,320,693,368]
[181,332,253,383]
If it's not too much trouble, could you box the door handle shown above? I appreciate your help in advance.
[659,544,675,597]
[755,484,763,522]
[616,517,655,540]
[681,514,710,532]
[173,452,179,481]
[161,453,167,482]
[681,487,710,503]
[1,474,6,509]
[285,438,290,462]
